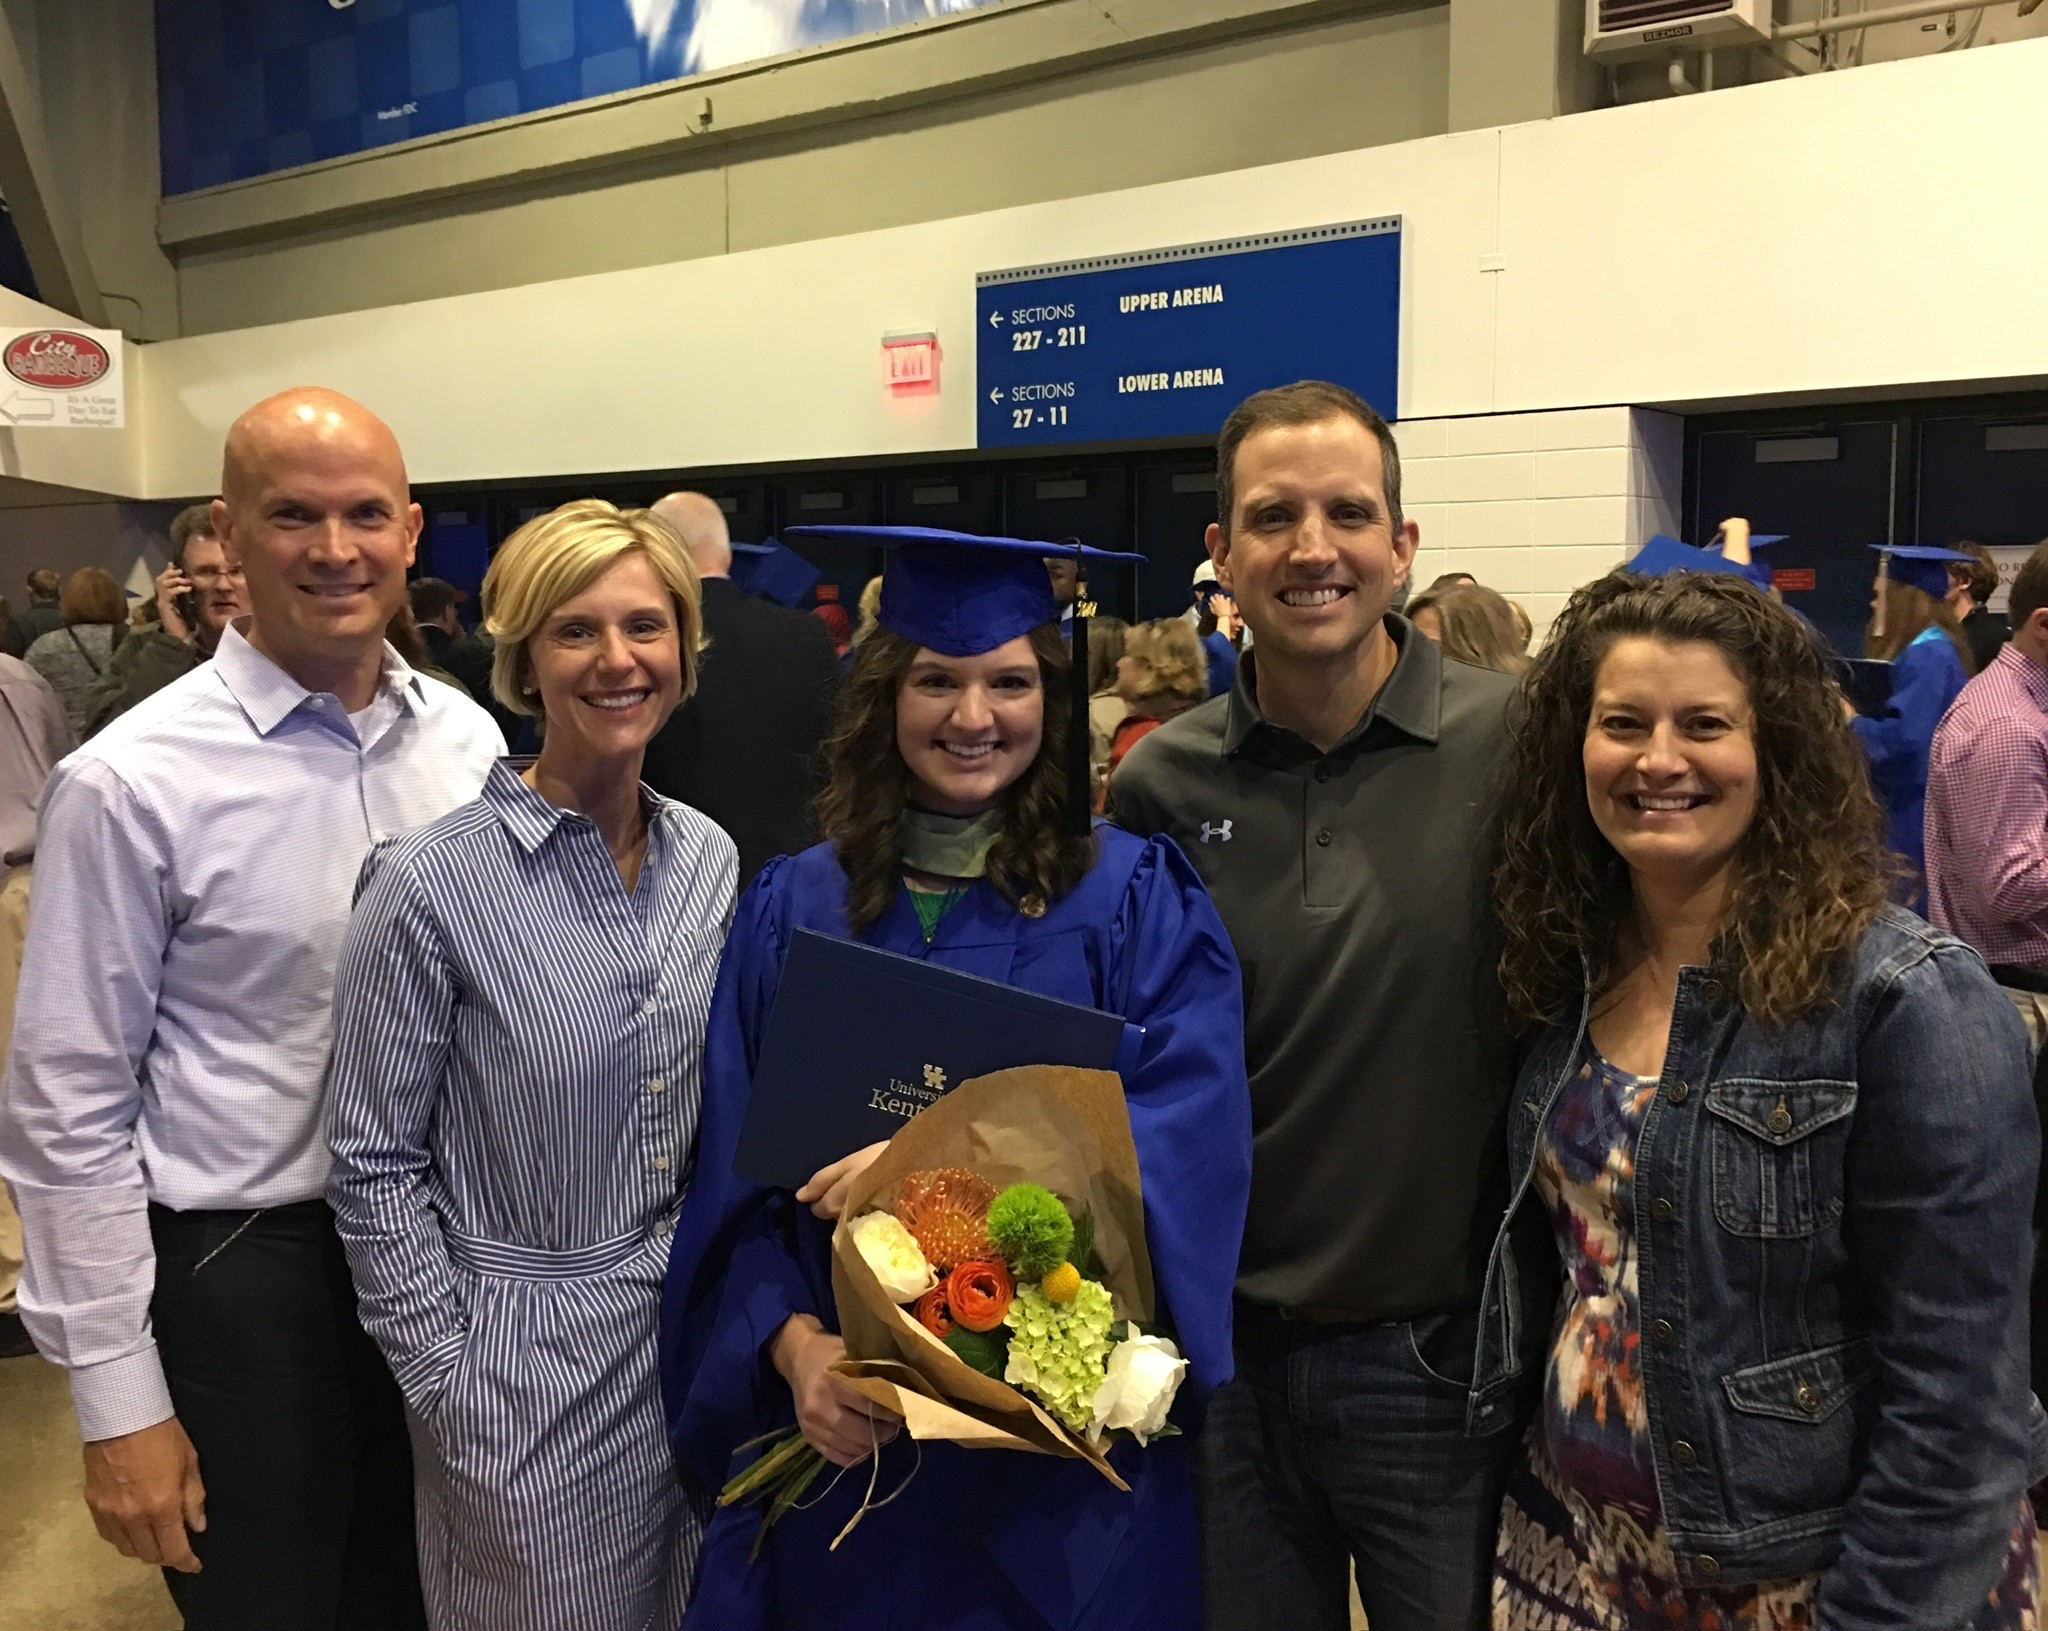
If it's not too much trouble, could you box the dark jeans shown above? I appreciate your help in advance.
[1193,1301,1517,1631]
[149,1199,426,1631]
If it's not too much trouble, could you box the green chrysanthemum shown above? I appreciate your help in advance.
[1002,1279,1115,1431]
[986,1183,1076,1281]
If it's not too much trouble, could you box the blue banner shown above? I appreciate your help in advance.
[158,1,1003,196]
[975,218,1401,450]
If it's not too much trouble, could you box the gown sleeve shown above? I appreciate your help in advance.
[1102,833,1253,1396]
[1852,639,1963,787]
[659,857,837,1495]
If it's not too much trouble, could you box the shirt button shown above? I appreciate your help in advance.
[1651,1318,1675,1347]
[649,1078,666,1094]
[1315,829,1332,847]
[1650,1197,1676,1223]
[1671,1439,1697,1466]
[653,1156,670,1172]
[642,997,658,1016]
[1314,764,1331,783]
[1666,1081,1691,1105]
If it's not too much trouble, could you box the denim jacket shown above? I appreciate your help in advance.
[1467,905,2048,1629]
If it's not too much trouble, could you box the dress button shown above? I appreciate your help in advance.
[653,1156,670,1172]
[1651,1318,1675,1346]
[1671,1439,1697,1466]
[1650,1197,1676,1223]
[1796,1380,1824,1414]
[1666,1081,1691,1105]
[649,1078,666,1094]
[1315,829,1332,848]
[1695,1555,1720,1579]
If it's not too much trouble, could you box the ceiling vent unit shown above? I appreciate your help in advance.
[1586,0,1771,60]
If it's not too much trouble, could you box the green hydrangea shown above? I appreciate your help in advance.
[986,1183,1075,1281]
[1002,1279,1115,1432]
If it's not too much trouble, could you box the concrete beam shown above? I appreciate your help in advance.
[0,3,104,325]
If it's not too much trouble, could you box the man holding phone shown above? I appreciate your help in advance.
[82,505,250,734]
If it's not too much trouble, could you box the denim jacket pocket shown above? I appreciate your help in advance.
[1721,1337,1877,1425]
[1706,1079,1857,1238]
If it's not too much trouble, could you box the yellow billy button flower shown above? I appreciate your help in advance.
[1040,1262,1082,1305]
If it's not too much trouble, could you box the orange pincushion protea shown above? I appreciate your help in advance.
[893,1168,996,1272]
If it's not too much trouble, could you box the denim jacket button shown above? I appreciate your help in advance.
[1695,1554,1720,1579]
[1701,978,1724,1003]
[1796,1381,1824,1414]
[1651,1318,1675,1346]
[1667,1081,1691,1106]
[1671,1439,1698,1466]
[1768,1102,1794,1136]
[1650,1197,1676,1223]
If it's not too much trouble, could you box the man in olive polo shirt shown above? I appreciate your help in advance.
[1112,381,1521,1631]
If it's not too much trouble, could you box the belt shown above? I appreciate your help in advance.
[444,1227,648,1281]
[1991,964,2048,996]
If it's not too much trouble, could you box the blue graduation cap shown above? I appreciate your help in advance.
[784,525,1145,833]
[729,539,821,608]
[1626,535,1718,578]
[1870,543,1974,599]
[1705,528,1788,592]
[783,525,1142,657]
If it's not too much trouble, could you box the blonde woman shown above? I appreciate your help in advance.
[1106,618,1209,789]
[327,501,739,1631]
[1407,582,1532,676]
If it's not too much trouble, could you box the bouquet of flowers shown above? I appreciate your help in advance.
[718,1066,1189,1554]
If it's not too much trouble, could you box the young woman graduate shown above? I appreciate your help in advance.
[659,526,1253,1631]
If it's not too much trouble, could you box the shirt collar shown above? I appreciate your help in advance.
[483,757,668,858]
[1221,615,1443,761]
[1993,642,2048,712]
[213,621,430,738]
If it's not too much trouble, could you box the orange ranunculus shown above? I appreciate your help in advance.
[945,1258,1015,1333]
[914,1287,953,1339]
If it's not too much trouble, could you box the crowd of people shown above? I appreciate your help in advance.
[0,377,2043,1631]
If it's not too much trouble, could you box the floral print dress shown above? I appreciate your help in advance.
[1493,1048,2040,1631]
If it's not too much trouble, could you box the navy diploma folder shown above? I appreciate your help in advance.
[1830,657,1894,717]
[732,929,1146,1191]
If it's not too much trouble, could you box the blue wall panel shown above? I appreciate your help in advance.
[158,0,1003,196]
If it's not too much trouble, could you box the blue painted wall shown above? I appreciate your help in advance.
[157,0,1002,197]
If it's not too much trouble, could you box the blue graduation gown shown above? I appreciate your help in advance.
[659,824,1252,1631]
[1200,631,1238,699]
[1851,627,1968,910]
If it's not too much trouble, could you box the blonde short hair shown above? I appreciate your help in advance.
[1122,618,1208,707]
[483,499,705,718]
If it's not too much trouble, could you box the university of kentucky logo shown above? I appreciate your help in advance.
[4,331,109,391]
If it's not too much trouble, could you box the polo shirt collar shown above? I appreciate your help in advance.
[1222,615,1444,759]
[213,621,430,738]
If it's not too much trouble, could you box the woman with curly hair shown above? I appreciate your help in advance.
[1477,569,2043,1631]
[660,527,1252,1631]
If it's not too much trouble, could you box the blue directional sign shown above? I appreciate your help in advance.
[976,218,1401,450]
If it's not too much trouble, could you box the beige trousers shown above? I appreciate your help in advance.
[0,862,30,1311]
[2004,985,2048,1056]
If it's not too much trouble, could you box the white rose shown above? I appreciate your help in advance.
[1088,1329,1187,1445]
[848,1211,935,1304]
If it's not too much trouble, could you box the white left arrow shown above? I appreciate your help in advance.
[989,388,1003,405]
[988,310,1003,327]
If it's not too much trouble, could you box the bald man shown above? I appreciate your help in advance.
[640,491,838,885]
[0,388,500,1629]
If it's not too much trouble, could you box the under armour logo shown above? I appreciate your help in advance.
[923,1064,947,1092]
[1199,820,1233,845]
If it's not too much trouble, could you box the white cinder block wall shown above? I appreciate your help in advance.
[1397,407,1683,643]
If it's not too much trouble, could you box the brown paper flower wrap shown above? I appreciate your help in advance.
[827,1064,1154,1492]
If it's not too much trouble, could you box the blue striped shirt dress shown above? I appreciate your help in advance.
[328,762,738,1630]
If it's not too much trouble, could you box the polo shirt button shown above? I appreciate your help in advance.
[1314,764,1331,783]
[1671,1439,1697,1466]
[1651,1318,1675,1346]
[1315,829,1332,847]
[1650,1197,1676,1223]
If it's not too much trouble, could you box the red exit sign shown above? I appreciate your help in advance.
[1772,568,1817,592]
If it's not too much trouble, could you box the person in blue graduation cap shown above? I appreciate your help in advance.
[658,524,1254,1631]
[1851,544,1979,911]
